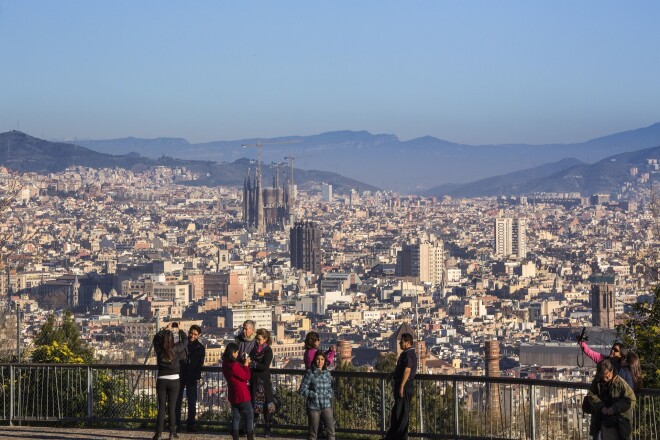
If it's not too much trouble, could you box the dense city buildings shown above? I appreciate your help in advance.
[0,154,658,392]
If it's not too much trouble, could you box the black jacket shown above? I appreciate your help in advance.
[180,339,206,383]
[153,329,188,377]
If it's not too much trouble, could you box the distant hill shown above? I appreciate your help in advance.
[424,146,660,197]
[424,157,585,197]
[73,123,660,192]
[0,131,377,192]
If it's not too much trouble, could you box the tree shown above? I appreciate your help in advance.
[618,284,660,388]
[31,340,86,363]
[33,312,94,363]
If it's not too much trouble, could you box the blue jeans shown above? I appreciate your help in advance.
[231,401,254,433]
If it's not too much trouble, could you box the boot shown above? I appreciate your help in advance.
[152,433,162,440]
[246,431,255,440]
[169,432,179,440]
[264,413,272,437]
[232,431,240,440]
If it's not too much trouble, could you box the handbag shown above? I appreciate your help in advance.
[581,395,591,414]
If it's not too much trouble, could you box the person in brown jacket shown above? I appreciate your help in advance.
[586,358,636,440]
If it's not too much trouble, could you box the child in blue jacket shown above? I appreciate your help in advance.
[299,353,335,440]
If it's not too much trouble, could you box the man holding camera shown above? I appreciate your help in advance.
[175,324,205,433]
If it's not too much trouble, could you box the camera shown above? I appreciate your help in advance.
[171,322,179,329]
[239,352,248,363]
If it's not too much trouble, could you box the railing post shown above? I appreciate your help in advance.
[453,380,459,438]
[418,383,424,435]
[529,384,536,440]
[380,376,387,434]
[9,365,14,426]
[87,366,93,420]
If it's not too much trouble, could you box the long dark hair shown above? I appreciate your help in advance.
[223,342,239,363]
[627,352,643,391]
[256,328,272,346]
[313,352,328,371]
[304,331,320,349]
[158,330,175,363]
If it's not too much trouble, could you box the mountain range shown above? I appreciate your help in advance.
[424,144,660,197]
[72,123,660,192]
[0,131,377,192]
[3,124,659,198]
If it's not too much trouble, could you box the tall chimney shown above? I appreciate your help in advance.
[485,340,501,426]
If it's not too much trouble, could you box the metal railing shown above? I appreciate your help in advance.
[0,364,658,439]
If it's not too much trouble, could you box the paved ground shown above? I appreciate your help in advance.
[0,426,305,440]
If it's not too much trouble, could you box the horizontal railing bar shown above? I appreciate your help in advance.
[4,362,659,395]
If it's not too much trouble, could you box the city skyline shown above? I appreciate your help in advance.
[2,2,660,145]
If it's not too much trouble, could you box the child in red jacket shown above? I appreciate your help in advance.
[222,342,254,440]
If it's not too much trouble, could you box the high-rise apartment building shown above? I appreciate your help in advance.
[321,183,333,202]
[396,239,444,285]
[494,217,527,259]
[290,221,322,275]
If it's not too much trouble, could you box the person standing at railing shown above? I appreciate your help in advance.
[299,352,336,440]
[235,319,257,436]
[249,328,275,437]
[577,332,625,371]
[618,352,643,393]
[585,358,635,440]
[237,320,257,359]
[153,322,188,440]
[304,332,335,370]
[222,342,254,440]
[303,331,335,439]
[175,324,205,433]
[380,333,417,440]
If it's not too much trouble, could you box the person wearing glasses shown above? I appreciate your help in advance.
[176,325,206,433]
[578,338,626,371]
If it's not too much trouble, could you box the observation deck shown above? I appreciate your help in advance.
[0,364,657,439]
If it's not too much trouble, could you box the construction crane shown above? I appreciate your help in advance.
[285,156,296,224]
[270,161,286,188]
[242,140,300,185]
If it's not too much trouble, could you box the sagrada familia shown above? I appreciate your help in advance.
[243,170,293,234]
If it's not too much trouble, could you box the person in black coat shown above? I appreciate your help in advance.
[249,328,275,437]
[175,324,206,432]
[381,333,417,440]
[153,322,187,440]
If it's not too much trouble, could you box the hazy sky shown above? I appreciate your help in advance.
[1,1,659,145]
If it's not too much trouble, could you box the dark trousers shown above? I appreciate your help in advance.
[175,380,198,428]
[231,401,254,433]
[384,385,413,440]
[307,408,335,440]
[258,410,274,433]
[156,378,180,435]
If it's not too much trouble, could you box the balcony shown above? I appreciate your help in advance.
[0,363,657,439]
